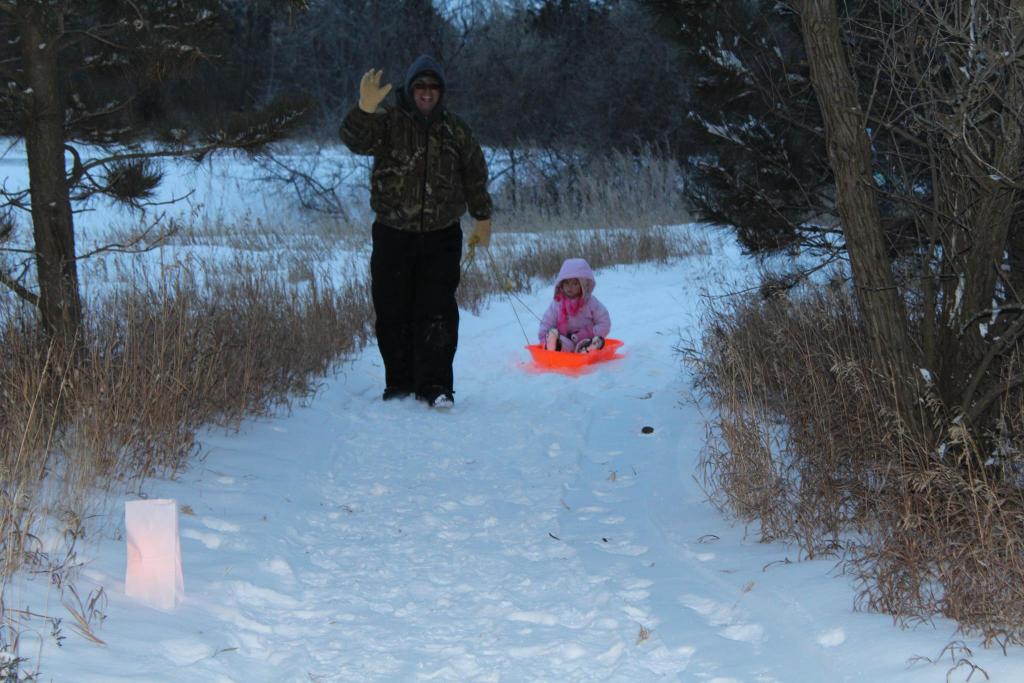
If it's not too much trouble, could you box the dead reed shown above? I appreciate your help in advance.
[0,259,373,580]
[692,275,1024,646]
[458,225,706,315]
[492,144,690,233]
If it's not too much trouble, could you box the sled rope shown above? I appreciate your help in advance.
[463,242,537,345]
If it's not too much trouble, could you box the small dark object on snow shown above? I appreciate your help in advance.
[641,426,654,434]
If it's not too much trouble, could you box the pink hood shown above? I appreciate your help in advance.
[552,258,596,300]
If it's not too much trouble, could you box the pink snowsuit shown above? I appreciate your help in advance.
[538,258,612,352]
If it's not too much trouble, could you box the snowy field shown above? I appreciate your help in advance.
[0,138,367,231]
[3,143,1024,681]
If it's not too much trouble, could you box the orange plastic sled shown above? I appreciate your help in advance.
[525,338,624,372]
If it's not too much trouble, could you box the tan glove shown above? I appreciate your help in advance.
[467,218,492,248]
[358,68,392,113]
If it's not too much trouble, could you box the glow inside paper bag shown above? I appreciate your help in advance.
[125,499,184,610]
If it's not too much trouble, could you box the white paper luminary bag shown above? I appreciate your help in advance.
[124,499,184,610]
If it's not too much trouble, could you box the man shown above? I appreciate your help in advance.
[340,54,492,409]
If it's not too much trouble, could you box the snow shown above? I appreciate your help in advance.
[3,234,1021,681]
[4,146,1024,681]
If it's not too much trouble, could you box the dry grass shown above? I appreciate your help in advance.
[458,225,706,316]
[158,210,369,254]
[70,259,373,480]
[492,144,690,233]
[155,145,691,251]
[704,281,895,550]
[0,256,374,666]
[692,275,1024,647]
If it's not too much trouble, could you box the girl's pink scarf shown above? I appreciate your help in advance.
[556,292,584,330]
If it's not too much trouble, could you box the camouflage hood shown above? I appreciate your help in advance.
[397,54,447,118]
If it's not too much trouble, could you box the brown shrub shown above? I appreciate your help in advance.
[693,277,1024,645]
[0,259,372,579]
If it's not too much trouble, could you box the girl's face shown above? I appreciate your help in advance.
[560,278,582,298]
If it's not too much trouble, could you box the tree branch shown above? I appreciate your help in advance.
[74,214,180,260]
[959,304,1024,417]
[0,267,39,307]
[965,374,1024,426]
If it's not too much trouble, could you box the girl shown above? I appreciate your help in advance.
[538,258,611,353]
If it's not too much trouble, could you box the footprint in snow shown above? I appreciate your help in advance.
[817,627,846,647]
[619,587,651,601]
[259,557,295,581]
[159,637,214,666]
[595,538,649,556]
[720,622,765,643]
[181,528,222,549]
[642,644,697,677]
[679,593,765,645]
[680,594,735,627]
[595,641,627,665]
[507,610,559,626]
[200,516,240,533]
[622,604,652,623]
[226,580,300,609]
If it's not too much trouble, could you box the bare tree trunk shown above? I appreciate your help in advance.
[795,0,920,420]
[1008,212,1024,303]
[937,170,1020,406]
[18,4,81,344]
[931,70,1024,414]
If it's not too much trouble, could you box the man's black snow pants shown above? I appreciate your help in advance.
[370,221,462,400]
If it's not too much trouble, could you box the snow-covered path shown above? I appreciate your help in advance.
[28,236,1024,682]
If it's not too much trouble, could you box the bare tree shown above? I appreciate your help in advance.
[792,0,1024,441]
[793,0,919,419]
[0,0,310,345]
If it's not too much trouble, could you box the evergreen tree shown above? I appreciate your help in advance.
[640,0,834,254]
